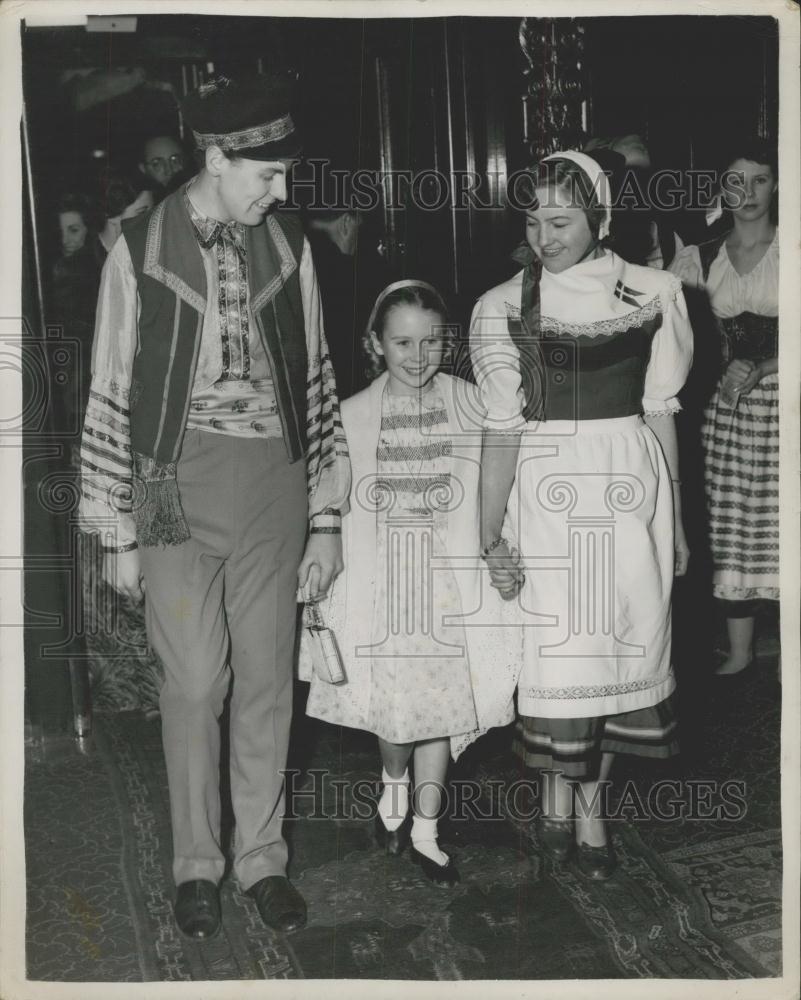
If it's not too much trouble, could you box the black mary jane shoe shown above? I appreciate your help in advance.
[174,879,221,940]
[535,815,575,862]
[373,810,413,856]
[410,845,461,887]
[246,875,307,935]
[575,840,617,881]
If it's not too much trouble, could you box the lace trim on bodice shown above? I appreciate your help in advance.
[504,277,680,340]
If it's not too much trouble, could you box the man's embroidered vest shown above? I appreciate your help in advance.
[121,188,307,545]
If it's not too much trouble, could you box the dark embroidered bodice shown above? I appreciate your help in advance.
[719,312,778,365]
[508,312,662,421]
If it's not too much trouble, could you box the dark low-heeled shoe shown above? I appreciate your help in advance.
[714,659,756,680]
[373,810,412,856]
[575,840,617,881]
[246,875,307,934]
[536,815,575,862]
[410,846,461,887]
[174,879,221,940]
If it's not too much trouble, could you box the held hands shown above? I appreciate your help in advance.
[298,533,344,602]
[721,359,761,403]
[102,548,146,603]
[483,539,525,601]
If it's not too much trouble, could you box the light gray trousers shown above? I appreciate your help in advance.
[139,429,308,889]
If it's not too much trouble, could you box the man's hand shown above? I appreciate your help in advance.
[102,548,145,603]
[298,533,344,601]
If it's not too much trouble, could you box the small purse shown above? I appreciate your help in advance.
[303,596,347,685]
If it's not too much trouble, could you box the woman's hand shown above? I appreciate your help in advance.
[673,516,690,577]
[721,359,758,402]
[732,361,764,397]
[484,540,525,601]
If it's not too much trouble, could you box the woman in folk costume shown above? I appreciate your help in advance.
[470,150,693,880]
[301,280,521,886]
[670,138,779,678]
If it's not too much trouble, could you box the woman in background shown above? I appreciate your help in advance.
[51,193,104,428]
[97,174,156,254]
[670,138,779,677]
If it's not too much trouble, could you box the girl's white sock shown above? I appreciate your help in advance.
[377,767,410,831]
[411,815,449,866]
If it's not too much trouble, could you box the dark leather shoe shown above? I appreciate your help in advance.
[174,879,221,940]
[373,810,412,856]
[575,840,616,881]
[410,846,461,887]
[714,659,756,680]
[247,876,307,934]
[536,815,575,862]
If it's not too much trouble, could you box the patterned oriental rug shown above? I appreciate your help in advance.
[25,709,777,983]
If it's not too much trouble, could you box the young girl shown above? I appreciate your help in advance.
[300,280,520,886]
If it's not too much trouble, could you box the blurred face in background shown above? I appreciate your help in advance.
[120,189,155,221]
[141,136,185,187]
[611,134,651,170]
[101,188,155,251]
[59,211,88,256]
[721,158,777,221]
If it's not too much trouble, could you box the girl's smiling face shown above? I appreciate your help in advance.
[371,304,445,395]
[525,184,597,273]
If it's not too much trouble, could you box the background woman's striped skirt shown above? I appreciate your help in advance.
[702,373,779,602]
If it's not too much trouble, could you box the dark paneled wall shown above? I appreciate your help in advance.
[21,13,778,733]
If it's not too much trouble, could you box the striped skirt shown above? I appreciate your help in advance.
[513,697,679,781]
[702,374,779,602]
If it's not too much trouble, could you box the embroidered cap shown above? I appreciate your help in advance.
[182,74,301,161]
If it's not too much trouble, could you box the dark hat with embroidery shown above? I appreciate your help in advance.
[181,74,301,161]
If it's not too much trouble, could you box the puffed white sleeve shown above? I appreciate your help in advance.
[642,274,694,416]
[468,291,527,433]
[667,243,704,290]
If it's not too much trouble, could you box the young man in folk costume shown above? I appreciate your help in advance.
[79,76,350,939]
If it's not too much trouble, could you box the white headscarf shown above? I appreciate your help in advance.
[542,149,613,240]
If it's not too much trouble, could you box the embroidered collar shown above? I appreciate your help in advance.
[184,185,246,255]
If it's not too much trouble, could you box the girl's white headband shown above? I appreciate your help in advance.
[365,279,444,337]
